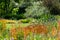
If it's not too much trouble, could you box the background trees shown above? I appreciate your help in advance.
[0,0,60,20]
[43,0,60,15]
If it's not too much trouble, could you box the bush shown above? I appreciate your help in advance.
[21,19,31,23]
[24,1,49,19]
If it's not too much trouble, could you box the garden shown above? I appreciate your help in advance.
[0,0,60,40]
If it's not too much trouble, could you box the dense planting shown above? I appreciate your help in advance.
[0,19,59,40]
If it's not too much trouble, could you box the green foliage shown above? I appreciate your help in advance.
[12,8,18,15]
[0,22,3,31]
[21,19,31,23]
[0,0,59,21]
[24,1,49,19]
[17,32,24,40]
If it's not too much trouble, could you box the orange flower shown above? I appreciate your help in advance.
[34,25,48,35]
[57,31,60,40]
[58,21,60,31]
[22,27,32,40]
[23,27,31,36]
[10,27,17,39]
[20,24,48,40]
[51,27,57,36]
[57,21,60,39]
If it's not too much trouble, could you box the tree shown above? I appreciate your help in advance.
[43,0,60,15]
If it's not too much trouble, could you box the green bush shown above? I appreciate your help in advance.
[21,19,30,23]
